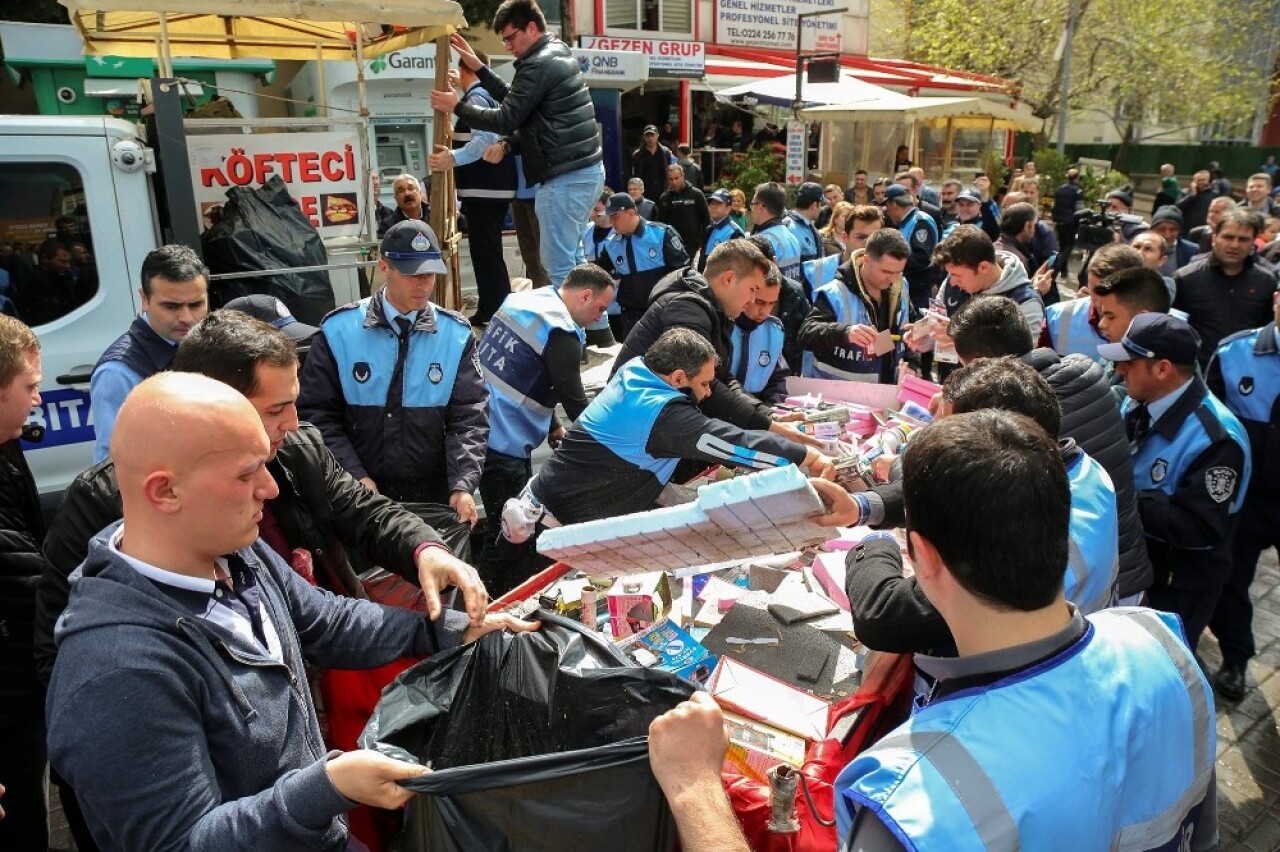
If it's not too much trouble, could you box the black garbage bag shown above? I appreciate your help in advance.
[360,612,695,851]
[201,175,335,325]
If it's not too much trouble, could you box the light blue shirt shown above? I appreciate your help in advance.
[380,294,420,330]
[1147,376,1195,425]
[452,82,502,168]
[89,313,179,462]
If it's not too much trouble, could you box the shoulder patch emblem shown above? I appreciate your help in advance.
[1239,376,1254,396]
[758,350,772,367]
[1205,466,1237,504]
[670,232,684,251]
[648,247,659,258]
[915,228,929,243]
[427,362,444,384]
[352,361,371,383]
[1150,458,1168,483]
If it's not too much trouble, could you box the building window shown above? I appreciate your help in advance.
[607,0,692,33]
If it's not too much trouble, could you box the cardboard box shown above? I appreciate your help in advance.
[607,572,672,639]
[618,618,717,684]
[708,657,832,741]
[722,711,807,783]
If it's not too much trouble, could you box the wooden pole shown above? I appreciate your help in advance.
[430,34,462,311]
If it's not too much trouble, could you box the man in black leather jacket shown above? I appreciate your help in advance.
[431,0,604,290]
[35,311,488,687]
[0,315,49,851]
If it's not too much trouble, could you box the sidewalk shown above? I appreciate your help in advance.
[47,554,1280,851]
[1201,545,1280,851]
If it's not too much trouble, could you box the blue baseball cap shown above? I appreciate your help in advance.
[708,188,733,204]
[1098,312,1200,365]
[605,192,636,216]
[380,220,446,275]
[884,184,913,205]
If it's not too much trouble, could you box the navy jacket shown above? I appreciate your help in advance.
[595,219,690,310]
[299,292,488,502]
[46,524,457,852]
[1208,322,1280,508]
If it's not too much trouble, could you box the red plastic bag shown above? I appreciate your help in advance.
[723,652,914,851]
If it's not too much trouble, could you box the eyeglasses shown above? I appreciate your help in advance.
[500,28,521,44]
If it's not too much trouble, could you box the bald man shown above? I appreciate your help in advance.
[45,373,531,852]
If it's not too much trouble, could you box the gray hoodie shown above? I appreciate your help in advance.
[46,522,459,852]
[941,249,1045,336]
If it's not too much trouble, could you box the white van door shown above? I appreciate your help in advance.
[0,122,155,497]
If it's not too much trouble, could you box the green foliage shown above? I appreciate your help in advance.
[723,146,784,198]
[0,0,70,24]
[1077,167,1130,209]
[1027,146,1125,208]
[869,0,1278,144]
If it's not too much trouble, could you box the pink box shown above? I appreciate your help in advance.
[898,374,942,409]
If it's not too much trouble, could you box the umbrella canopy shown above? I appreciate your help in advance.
[715,72,900,110]
[802,95,1040,131]
[59,0,467,61]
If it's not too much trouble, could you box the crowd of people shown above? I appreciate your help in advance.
[1,0,1278,846]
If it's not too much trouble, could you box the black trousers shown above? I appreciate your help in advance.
[1210,499,1279,666]
[511,198,551,288]
[1148,582,1224,653]
[478,447,534,597]
[0,713,47,852]
[1054,223,1076,277]
[461,198,512,322]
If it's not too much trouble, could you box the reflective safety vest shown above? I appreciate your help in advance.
[702,217,745,269]
[1065,448,1119,614]
[1044,298,1106,362]
[1127,387,1252,516]
[478,288,584,458]
[582,223,621,316]
[321,296,471,411]
[578,360,683,483]
[603,219,682,309]
[755,220,803,281]
[802,277,909,382]
[785,210,821,262]
[836,608,1216,851]
[730,316,784,395]
[801,254,840,298]
[1210,322,1280,492]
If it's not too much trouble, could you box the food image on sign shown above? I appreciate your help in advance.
[322,193,360,225]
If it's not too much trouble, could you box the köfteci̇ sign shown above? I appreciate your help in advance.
[578,36,704,79]
[716,0,844,52]
[188,131,364,239]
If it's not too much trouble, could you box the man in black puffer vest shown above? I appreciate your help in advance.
[950,298,1153,600]
[88,245,208,463]
[431,0,604,290]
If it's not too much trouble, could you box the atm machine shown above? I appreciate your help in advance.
[372,119,431,205]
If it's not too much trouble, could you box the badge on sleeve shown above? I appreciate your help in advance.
[353,362,372,383]
[1205,467,1237,504]
[427,362,444,384]
[648,247,658,258]
[915,228,929,243]
[1150,459,1168,483]
[758,350,772,367]
[1239,376,1254,396]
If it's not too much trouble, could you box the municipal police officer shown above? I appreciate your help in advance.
[700,188,744,272]
[299,220,488,523]
[582,189,613,263]
[884,184,941,312]
[512,328,833,535]
[1101,312,1252,651]
[645,410,1217,852]
[749,182,803,284]
[594,191,689,341]
[797,229,915,383]
[1206,292,1280,700]
[729,266,789,404]
[476,265,615,593]
[785,181,824,267]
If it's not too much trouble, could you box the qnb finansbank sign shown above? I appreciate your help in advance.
[716,0,846,52]
[578,36,704,79]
